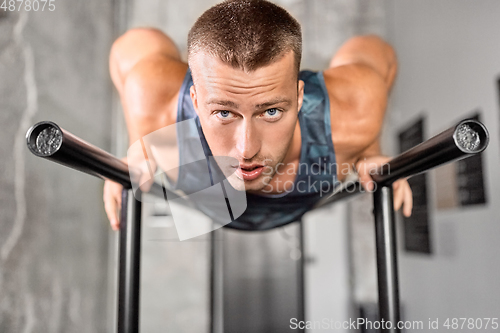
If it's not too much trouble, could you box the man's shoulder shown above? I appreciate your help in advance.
[322,64,388,157]
[322,63,388,109]
[124,55,188,124]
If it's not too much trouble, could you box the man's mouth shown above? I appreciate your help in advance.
[235,164,265,181]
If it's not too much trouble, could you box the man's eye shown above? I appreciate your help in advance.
[217,110,232,119]
[263,108,282,119]
[266,108,279,116]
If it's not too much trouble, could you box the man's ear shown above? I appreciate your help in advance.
[190,85,199,115]
[297,79,305,112]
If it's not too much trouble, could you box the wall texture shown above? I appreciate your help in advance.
[0,1,115,332]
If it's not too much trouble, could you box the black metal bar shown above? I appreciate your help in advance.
[371,119,488,186]
[117,189,129,332]
[315,119,489,209]
[210,227,224,333]
[117,189,142,333]
[373,186,400,333]
[25,120,180,200]
[297,220,306,330]
[210,228,215,333]
[26,118,489,205]
[26,121,133,187]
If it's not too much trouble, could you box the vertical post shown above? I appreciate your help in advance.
[373,186,400,333]
[210,228,216,333]
[298,219,306,329]
[210,226,224,333]
[117,189,142,333]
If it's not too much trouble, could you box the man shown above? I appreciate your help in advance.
[104,0,412,231]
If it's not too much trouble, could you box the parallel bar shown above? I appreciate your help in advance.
[315,119,489,209]
[297,220,306,330]
[117,189,129,332]
[210,227,224,333]
[210,229,215,333]
[25,120,181,200]
[27,121,133,187]
[371,119,488,186]
[26,118,489,201]
[373,186,400,333]
[117,189,142,333]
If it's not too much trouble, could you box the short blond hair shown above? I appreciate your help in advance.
[188,0,302,78]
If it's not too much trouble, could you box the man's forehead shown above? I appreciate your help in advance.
[189,50,297,82]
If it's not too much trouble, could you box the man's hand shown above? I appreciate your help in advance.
[355,155,413,217]
[103,179,123,231]
[103,156,157,231]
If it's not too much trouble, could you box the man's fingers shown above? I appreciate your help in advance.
[104,198,120,231]
[357,174,374,192]
[103,181,123,231]
[355,157,414,217]
[356,159,384,192]
[403,182,413,217]
[391,180,413,217]
[355,162,375,192]
[393,182,403,211]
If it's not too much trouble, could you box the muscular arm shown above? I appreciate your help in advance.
[325,36,412,217]
[329,35,397,91]
[110,28,188,146]
[120,57,187,145]
[104,28,187,230]
[333,35,396,158]
[324,35,397,161]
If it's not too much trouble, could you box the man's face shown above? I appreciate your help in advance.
[189,51,304,192]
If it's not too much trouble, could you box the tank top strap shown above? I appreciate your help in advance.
[290,70,338,196]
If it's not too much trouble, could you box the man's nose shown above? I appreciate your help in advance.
[235,121,260,160]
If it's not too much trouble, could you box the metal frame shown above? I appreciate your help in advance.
[298,219,306,328]
[373,186,400,332]
[210,226,224,333]
[117,190,142,333]
[26,118,489,333]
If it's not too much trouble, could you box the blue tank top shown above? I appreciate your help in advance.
[174,68,340,230]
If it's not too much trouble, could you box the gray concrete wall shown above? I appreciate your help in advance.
[384,0,500,330]
[0,2,115,332]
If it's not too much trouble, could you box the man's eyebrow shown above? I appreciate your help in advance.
[255,98,292,109]
[206,99,239,108]
[206,97,292,109]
